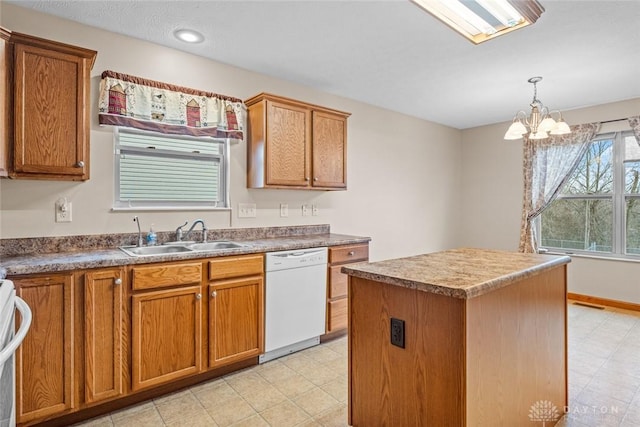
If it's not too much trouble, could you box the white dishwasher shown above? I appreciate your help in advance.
[260,247,328,363]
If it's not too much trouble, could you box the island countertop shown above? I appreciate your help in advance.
[341,247,570,299]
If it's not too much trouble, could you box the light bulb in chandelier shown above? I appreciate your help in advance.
[504,77,571,140]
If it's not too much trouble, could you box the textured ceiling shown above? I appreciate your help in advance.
[6,0,640,129]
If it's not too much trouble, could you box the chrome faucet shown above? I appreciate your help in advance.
[183,219,208,243]
[133,216,143,247]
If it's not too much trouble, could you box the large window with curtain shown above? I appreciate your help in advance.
[114,128,229,209]
[540,131,640,257]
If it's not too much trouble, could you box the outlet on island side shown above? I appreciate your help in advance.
[390,318,405,348]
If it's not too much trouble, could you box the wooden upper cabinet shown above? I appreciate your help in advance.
[312,110,347,189]
[246,93,350,190]
[9,31,96,180]
[265,100,311,186]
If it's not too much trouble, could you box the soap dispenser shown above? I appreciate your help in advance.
[147,225,157,246]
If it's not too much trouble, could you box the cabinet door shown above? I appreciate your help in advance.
[12,42,90,179]
[84,268,124,403]
[131,286,202,391]
[312,110,347,189]
[265,100,311,187]
[209,276,264,368]
[14,274,74,423]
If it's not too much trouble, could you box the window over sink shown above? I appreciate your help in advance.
[113,128,230,210]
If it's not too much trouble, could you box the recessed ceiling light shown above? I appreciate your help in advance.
[174,29,204,43]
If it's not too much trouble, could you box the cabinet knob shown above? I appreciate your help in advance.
[114,278,122,285]
[75,161,85,168]
[196,293,202,300]
[348,251,355,256]
[305,177,310,181]
[314,177,318,181]
[211,291,217,297]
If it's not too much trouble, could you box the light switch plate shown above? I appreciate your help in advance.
[238,203,257,218]
[280,204,289,217]
[302,204,309,216]
[312,204,319,216]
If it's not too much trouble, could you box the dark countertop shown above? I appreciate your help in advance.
[2,233,370,276]
[341,247,570,299]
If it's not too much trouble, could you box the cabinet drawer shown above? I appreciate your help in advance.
[328,298,348,332]
[132,262,202,290]
[209,254,264,281]
[329,265,348,299]
[329,244,368,264]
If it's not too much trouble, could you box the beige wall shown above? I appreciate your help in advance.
[0,4,463,262]
[4,5,636,304]
[461,98,640,304]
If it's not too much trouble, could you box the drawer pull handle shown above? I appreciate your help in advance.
[211,291,217,297]
[196,293,202,300]
[348,251,355,256]
[75,161,85,168]
[114,278,122,285]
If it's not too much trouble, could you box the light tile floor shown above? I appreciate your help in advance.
[75,302,640,427]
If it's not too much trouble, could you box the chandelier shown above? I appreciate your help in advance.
[504,76,571,140]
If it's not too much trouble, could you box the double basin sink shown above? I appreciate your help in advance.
[120,241,247,257]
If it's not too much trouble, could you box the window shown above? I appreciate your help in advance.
[114,128,229,210]
[540,131,640,257]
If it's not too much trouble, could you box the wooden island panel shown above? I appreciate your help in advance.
[346,248,570,427]
[349,277,465,425]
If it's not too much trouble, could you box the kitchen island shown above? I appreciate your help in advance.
[342,247,571,427]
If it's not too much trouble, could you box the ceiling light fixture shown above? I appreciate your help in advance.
[411,0,544,44]
[504,76,571,140]
[173,29,204,43]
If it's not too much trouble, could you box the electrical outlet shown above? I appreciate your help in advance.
[312,204,319,216]
[55,198,72,223]
[280,203,289,217]
[302,204,309,216]
[238,203,257,218]
[390,318,405,348]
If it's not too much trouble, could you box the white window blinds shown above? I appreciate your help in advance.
[114,128,229,209]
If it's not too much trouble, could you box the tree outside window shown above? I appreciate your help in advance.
[541,132,640,257]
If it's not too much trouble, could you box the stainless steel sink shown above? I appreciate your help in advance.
[119,241,248,256]
[187,241,247,251]
[119,245,194,257]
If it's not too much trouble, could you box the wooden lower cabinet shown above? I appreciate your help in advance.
[10,250,307,425]
[131,285,202,391]
[83,268,125,403]
[208,254,264,368]
[326,244,369,333]
[14,273,74,423]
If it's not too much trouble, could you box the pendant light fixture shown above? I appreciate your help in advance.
[504,77,571,140]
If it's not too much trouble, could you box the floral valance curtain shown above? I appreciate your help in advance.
[519,123,601,253]
[98,70,245,140]
[629,116,640,145]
